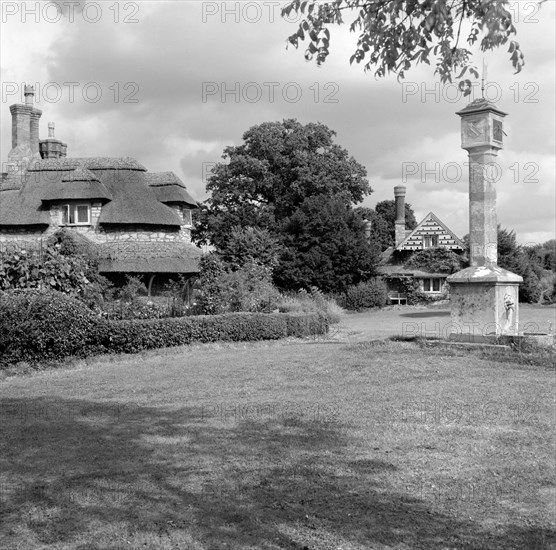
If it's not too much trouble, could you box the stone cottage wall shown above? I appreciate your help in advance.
[0,201,194,251]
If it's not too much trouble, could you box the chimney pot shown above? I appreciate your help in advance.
[24,85,35,106]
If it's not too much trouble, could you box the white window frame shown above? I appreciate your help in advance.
[423,235,439,249]
[61,203,91,226]
[423,278,442,293]
[182,207,192,226]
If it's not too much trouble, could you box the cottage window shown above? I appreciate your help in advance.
[182,208,192,226]
[62,204,90,225]
[423,235,438,248]
[423,278,442,293]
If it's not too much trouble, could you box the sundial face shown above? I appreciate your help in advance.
[464,118,486,142]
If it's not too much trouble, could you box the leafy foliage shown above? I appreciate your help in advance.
[193,254,280,315]
[464,226,554,303]
[192,119,377,291]
[277,288,345,323]
[218,226,282,269]
[117,276,148,304]
[0,243,110,307]
[274,193,381,292]
[282,0,534,91]
[0,291,329,367]
[0,290,102,365]
[405,247,464,273]
[336,278,389,310]
[396,276,443,305]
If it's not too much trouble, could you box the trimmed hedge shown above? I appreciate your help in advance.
[0,290,101,365]
[0,290,329,366]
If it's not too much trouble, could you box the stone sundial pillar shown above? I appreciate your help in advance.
[447,98,522,340]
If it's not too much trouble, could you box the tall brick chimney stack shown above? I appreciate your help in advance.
[9,86,33,158]
[394,185,406,247]
[5,85,36,189]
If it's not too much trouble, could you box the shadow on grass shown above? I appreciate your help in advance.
[1,397,553,549]
[399,311,451,319]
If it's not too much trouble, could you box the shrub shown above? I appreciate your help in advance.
[0,289,101,365]
[194,255,280,315]
[101,299,167,320]
[0,241,111,308]
[0,291,328,367]
[278,288,345,324]
[117,275,148,303]
[338,279,388,310]
[90,312,329,356]
[405,248,464,274]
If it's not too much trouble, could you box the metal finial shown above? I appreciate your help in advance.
[481,59,488,98]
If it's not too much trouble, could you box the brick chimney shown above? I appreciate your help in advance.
[29,91,42,158]
[40,122,67,159]
[394,185,406,247]
[5,85,38,189]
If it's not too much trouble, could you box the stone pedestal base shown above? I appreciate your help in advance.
[447,265,522,337]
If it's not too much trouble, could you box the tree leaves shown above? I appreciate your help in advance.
[192,119,376,291]
[282,0,534,86]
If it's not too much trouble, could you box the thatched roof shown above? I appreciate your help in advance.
[146,172,198,208]
[97,240,202,273]
[96,169,183,226]
[0,188,50,226]
[28,157,147,172]
[42,168,113,202]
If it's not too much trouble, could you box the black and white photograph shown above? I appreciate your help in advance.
[1,1,555,548]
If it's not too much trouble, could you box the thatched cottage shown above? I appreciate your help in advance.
[0,86,202,294]
[377,186,465,303]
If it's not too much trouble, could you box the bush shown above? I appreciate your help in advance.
[337,279,388,310]
[405,248,464,273]
[0,241,112,308]
[101,299,167,320]
[0,290,328,367]
[93,312,328,355]
[278,288,345,324]
[117,276,148,303]
[194,255,280,315]
[0,289,101,365]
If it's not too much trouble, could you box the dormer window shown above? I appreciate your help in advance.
[182,208,192,226]
[61,204,91,225]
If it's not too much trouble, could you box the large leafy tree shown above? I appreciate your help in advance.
[282,0,544,92]
[275,194,381,292]
[193,119,378,291]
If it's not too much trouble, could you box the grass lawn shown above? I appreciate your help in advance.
[1,334,554,549]
[337,303,556,342]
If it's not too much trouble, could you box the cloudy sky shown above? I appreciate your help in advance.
[1,0,554,245]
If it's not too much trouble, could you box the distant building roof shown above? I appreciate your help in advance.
[395,212,464,251]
